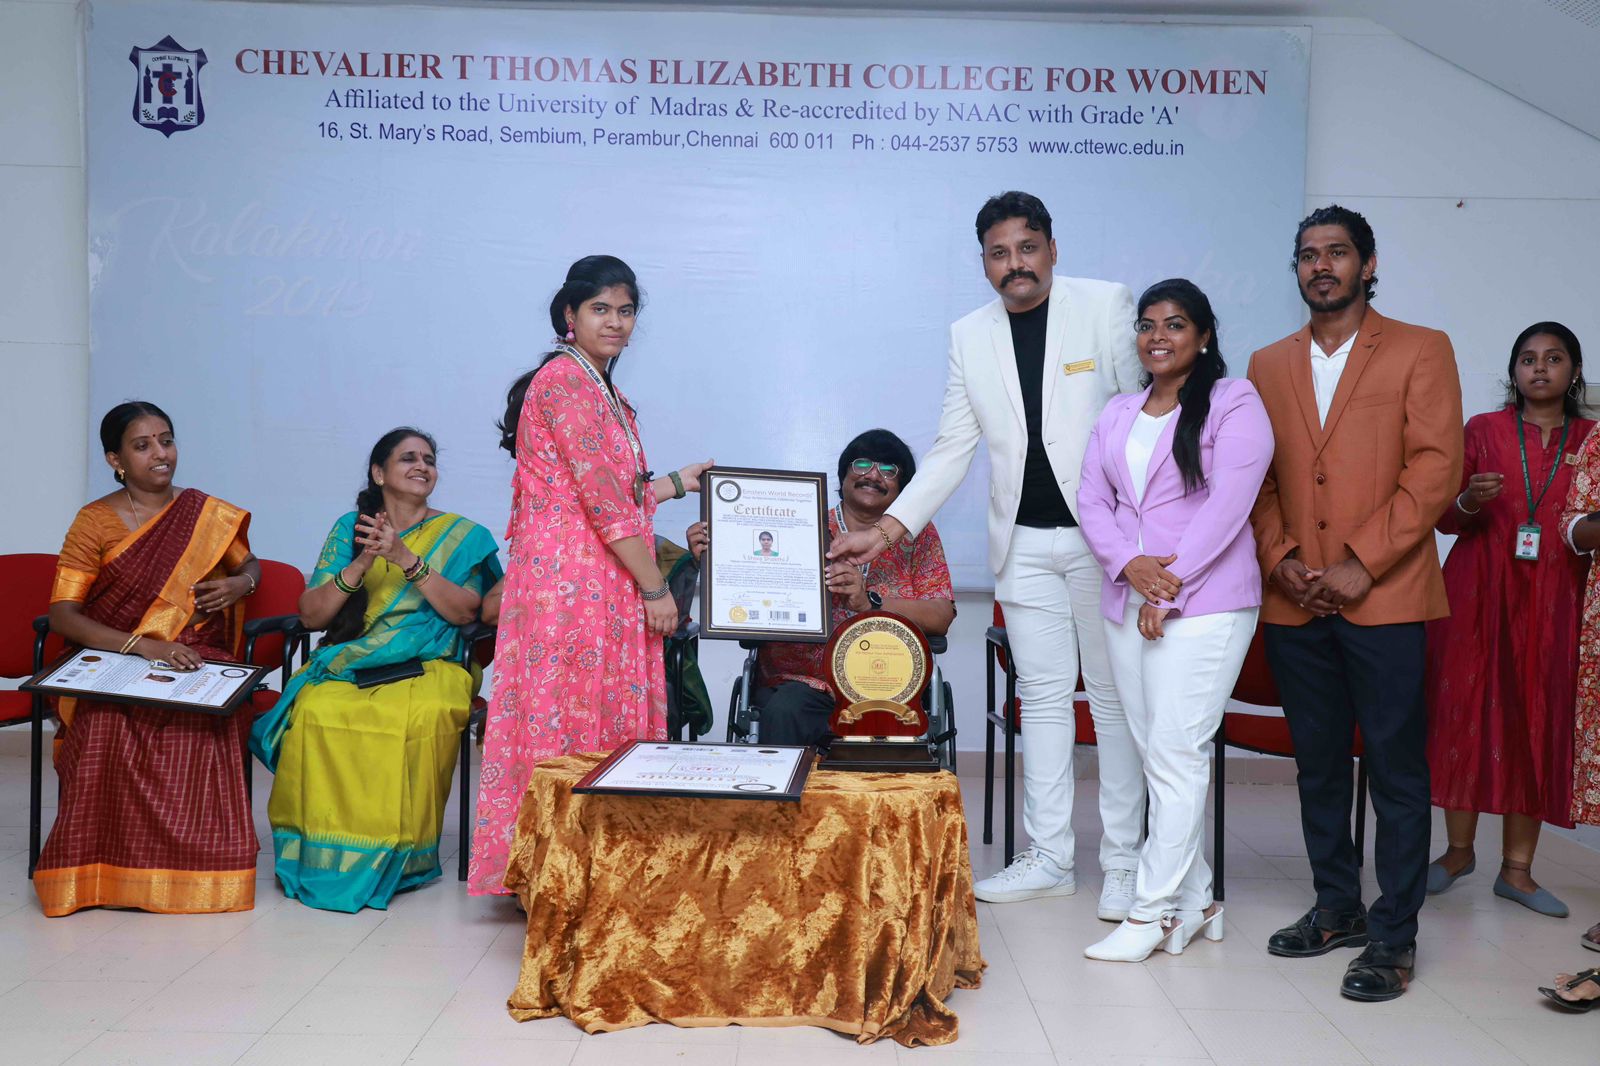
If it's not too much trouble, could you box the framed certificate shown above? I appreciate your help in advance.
[573,740,814,801]
[700,466,831,643]
[22,648,268,716]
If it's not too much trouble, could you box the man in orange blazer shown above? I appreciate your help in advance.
[1247,206,1462,1003]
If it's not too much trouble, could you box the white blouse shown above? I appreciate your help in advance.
[1126,408,1177,505]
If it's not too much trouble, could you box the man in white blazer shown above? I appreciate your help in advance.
[831,191,1145,911]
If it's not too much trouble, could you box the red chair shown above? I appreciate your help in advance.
[457,621,497,881]
[240,560,309,801]
[0,554,67,876]
[1216,625,1368,900]
[983,603,1100,866]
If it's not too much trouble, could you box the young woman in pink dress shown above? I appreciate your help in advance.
[467,255,712,896]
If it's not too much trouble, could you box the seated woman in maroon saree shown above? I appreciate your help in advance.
[37,402,261,916]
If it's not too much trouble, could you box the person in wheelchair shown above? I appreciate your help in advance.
[687,429,955,746]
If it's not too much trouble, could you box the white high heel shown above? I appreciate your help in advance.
[1162,905,1225,954]
[1084,917,1178,962]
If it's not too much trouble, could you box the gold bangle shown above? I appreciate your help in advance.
[120,633,142,655]
[242,573,258,596]
[872,522,894,551]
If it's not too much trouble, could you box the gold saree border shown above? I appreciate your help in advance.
[139,496,249,645]
[33,862,256,917]
[50,566,96,605]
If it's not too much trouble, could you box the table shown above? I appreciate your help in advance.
[502,752,986,1046]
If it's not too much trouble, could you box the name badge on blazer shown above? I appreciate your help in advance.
[1063,359,1096,375]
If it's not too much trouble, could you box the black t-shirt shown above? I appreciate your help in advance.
[1009,300,1076,528]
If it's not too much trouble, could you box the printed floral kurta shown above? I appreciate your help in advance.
[468,357,667,895]
[1426,408,1592,827]
[1563,422,1600,825]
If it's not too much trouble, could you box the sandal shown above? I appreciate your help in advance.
[1539,968,1600,1012]
[1582,921,1600,953]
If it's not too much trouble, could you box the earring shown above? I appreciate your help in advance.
[565,321,575,341]
[377,478,384,486]
[1202,346,1209,354]
[1570,380,1584,400]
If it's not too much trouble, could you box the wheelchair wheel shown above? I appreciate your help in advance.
[726,679,743,743]
[942,680,957,773]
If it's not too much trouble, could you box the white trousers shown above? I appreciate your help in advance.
[1103,601,1257,919]
[995,525,1143,872]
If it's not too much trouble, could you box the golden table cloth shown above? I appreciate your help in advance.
[502,752,986,1046]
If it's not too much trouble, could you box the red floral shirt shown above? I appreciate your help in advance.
[758,510,956,692]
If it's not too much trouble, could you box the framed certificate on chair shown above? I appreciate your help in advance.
[699,466,831,643]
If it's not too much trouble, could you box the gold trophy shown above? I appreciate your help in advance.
[820,611,941,772]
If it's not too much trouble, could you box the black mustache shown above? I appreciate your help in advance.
[1002,269,1039,286]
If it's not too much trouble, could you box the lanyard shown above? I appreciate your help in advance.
[555,345,650,502]
[834,503,872,585]
[1518,411,1570,523]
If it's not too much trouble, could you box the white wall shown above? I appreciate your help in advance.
[7,5,1600,754]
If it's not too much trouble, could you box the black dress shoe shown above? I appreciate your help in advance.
[1267,906,1369,958]
[1340,942,1415,1002]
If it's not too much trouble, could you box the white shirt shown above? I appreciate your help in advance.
[1311,331,1357,425]
[1126,409,1176,503]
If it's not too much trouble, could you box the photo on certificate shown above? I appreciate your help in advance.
[700,466,831,643]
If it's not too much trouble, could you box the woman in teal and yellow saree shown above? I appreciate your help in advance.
[252,428,502,912]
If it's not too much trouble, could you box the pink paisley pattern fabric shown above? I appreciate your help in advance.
[467,357,667,895]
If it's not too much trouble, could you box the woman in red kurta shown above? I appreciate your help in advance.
[1425,322,1592,917]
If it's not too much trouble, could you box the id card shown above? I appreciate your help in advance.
[1515,524,1541,561]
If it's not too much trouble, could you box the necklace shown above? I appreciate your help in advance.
[1144,396,1180,417]
[554,344,651,505]
[125,487,173,529]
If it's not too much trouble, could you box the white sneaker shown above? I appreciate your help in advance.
[1098,868,1137,922]
[974,847,1076,903]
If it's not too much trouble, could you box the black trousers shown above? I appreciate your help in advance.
[1264,616,1430,947]
[753,682,836,747]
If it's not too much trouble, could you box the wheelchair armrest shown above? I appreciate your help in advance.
[738,639,762,651]
[33,614,50,636]
[671,619,700,641]
[927,634,948,656]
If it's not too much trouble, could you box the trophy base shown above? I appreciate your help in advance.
[820,738,941,773]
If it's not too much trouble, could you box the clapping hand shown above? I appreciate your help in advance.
[355,512,405,564]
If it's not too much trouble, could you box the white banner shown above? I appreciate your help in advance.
[86,0,1309,586]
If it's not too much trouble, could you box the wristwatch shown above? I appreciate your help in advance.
[867,590,883,610]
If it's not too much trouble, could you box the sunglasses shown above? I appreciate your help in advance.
[849,458,900,479]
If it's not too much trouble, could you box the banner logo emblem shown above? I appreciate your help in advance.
[130,36,207,137]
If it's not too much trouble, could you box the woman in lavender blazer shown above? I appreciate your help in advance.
[1076,279,1275,962]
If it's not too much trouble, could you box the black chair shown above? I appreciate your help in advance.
[984,604,1136,869]
[456,621,497,881]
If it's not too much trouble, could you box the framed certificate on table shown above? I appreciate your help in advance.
[22,648,268,716]
[573,740,814,801]
[700,466,831,643]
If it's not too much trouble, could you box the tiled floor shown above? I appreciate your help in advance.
[1,728,1597,1065]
